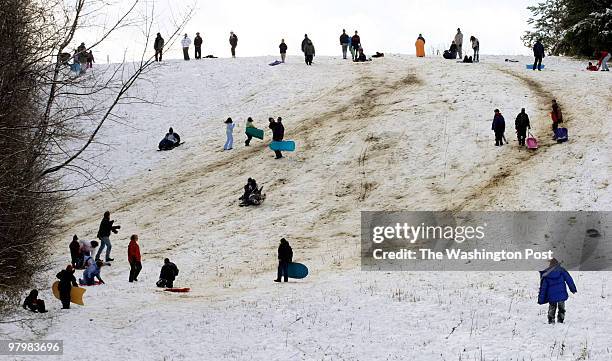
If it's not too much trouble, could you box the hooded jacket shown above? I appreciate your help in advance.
[160,262,179,281]
[515,112,530,131]
[538,266,576,304]
[492,113,505,132]
[278,241,293,263]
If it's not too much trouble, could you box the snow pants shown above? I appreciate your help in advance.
[548,301,565,323]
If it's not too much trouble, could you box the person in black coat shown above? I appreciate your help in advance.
[194,32,203,59]
[491,109,506,146]
[351,31,361,61]
[69,235,81,268]
[154,33,164,62]
[157,258,180,288]
[23,289,47,313]
[279,39,288,63]
[515,108,531,146]
[269,117,285,159]
[96,211,120,262]
[533,39,545,71]
[274,238,293,282]
[229,32,238,58]
[56,265,78,309]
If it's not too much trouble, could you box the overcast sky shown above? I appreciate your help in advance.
[81,0,539,62]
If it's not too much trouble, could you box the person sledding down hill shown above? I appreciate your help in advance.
[159,127,181,150]
[239,178,266,206]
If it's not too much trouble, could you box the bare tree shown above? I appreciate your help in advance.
[0,0,193,312]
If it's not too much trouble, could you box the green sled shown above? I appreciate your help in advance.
[246,127,264,140]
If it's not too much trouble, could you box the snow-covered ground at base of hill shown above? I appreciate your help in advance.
[2,54,611,361]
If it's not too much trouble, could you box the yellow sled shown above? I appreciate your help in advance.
[52,281,86,306]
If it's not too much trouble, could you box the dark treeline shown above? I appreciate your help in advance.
[522,0,612,56]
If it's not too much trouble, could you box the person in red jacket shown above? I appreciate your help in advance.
[128,234,142,282]
[596,50,610,71]
[550,99,563,138]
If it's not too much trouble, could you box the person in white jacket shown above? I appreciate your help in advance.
[181,34,191,61]
[454,28,464,59]
[224,118,235,150]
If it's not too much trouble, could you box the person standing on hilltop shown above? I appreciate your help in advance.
[340,29,350,59]
[491,109,506,147]
[454,28,464,59]
[533,39,545,71]
[194,32,203,59]
[154,33,164,62]
[181,33,191,61]
[470,36,480,62]
[351,31,361,61]
[279,39,288,63]
[229,31,238,58]
[301,35,315,65]
[415,34,426,57]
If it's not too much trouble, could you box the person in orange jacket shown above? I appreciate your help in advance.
[128,234,142,283]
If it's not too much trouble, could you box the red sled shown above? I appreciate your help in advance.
[526,133,538,149]
[164,288,190,293]
[78,280,104,286]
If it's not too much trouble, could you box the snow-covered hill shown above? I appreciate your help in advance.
[3,55,612,360]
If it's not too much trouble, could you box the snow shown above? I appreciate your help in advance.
[2,54,612,360]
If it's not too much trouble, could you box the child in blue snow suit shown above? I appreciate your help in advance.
[224,118,235,150]
[538,258,577,324]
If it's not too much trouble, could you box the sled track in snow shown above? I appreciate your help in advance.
[454,66,572,210]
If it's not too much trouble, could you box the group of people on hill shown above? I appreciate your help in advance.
[490,99,567,147]
[173,31,238,61]
[339,29,368,62]
[59,42,94,75]
[441,28,479,62]
[218,116,285,158]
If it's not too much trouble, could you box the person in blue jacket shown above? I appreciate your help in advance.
[538,258,577,324]
[80,260,106,286]
[491,109,506,147]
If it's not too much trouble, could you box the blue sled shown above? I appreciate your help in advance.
[526,64,545,70]
[287,263,309,279]
[555,128,568,143]
[269,141,295,152]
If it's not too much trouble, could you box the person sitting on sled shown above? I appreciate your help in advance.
[80,260,105,286]
[22,289,47,313]
[157,258,180,288]
[586,62,599,71]
[159,127,181,150]
[240,178,258,203]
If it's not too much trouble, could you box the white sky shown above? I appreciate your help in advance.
[80,0,539,63]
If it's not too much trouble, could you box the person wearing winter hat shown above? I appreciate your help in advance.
[491,109,506,146]
[538,258,577,324]
[224,117,235,150]
[56,265,78,309]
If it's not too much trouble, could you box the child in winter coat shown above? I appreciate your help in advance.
[491,109,506,146]
[56,265,78,309]
[80,260,105,286]
[224,118,235,150]
[245,117,255,146]
[550,100,563,138]
[22,290,47,313]
[538,258,577,324]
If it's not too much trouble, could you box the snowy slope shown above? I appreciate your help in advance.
[2,55,612,361]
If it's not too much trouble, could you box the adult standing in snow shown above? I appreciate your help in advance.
[415,34,426,57]
[274,238,293,283]
[301,35,315,65]
[69,235,81,268]
[157,258,179,288]
[154,33,164,62]
[96,211,120,262]
[128,234,142,283]
[351,31,361,61]
[550,99,563,138]
[224,117,235,150]
[454,28,464,59]
[181,34,191,61]
[515,108,531,146]
[56,265,78,309]
[491,109,505,147]
[470,36,479,62]
[279,39,288,63]
[340,29,350,59]
[538,258,577,324]
[229,31,238,58]
[245,117,255,146]
[77,42,87,74]
[81,260,105,286]
[79,239,98,261]
[269,117,285,159]
[86,50,94,69]
[596,50,610,71]
[194,32,203,59]
[533,39,545,71]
